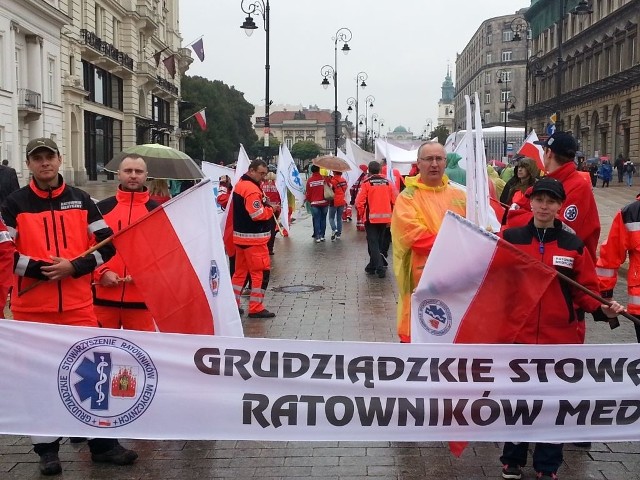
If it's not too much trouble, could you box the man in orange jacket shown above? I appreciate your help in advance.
[329,170,348,240]
[93,155,158,331]
[1,137,137,475]
[356,161,395,278]
[232,159,276,318]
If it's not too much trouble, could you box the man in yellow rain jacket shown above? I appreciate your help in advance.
[391,141,466,342]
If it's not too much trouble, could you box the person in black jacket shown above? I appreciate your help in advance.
[0,159,20,207]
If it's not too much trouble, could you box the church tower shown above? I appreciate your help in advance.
[438,65,456,133]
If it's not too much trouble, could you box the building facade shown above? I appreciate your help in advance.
[61,0,192,184]
[437,67,456,133]
[0,0,191,186]
[454,10,530,131]
[0,0,69,184]
[525,0,639,160]
[254,106,351,154]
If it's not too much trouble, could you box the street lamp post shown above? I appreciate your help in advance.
[423,118,433,140]
[371,113,379,149]
[498,69,517,157]
[320,27,352,155]
[346,72,367,146]
[240,0,271,160]
[363,95,374,151]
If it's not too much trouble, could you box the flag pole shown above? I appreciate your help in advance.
[18,236,114,296]
[272,212,284,236]
[554,270,638,327]
[181,107,205,124]
[183,35,204,48]
[147,46,170,62]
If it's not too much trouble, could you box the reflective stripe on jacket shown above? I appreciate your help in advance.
[232,174,273,245]
[355,174,395,224]
[2,176,115,313]
[93,187,158,309]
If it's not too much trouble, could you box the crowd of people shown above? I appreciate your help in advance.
[0,132,636,479]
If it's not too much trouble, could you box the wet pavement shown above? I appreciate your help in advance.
[2,180,640,479]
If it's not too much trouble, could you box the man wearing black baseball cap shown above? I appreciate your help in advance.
[1,137,138,475]
[507,131,600,261]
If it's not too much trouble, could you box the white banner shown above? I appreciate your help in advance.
[2,320,640,442]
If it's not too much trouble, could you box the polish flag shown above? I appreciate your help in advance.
[517,130,545,171]
[194,109,207,131]
[411,211,555,345]
[112,179,243,337]
[411,211,556,457]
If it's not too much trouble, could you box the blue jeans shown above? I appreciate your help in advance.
[328,205,344,235]
[626,172,633,186]
[310,205,328,239]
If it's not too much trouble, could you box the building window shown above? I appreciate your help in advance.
[152,95,171,125]
[503,30,513,42]
[0,35,4,90]
[485,92,491,104]
[82,60,123,110]
[285,138,293,148]
[14,48,21,90]
[95,5,105,38]
[501,111,511,123]
[47,57,55,103]
[500,70,512,82]
[485,71,491,84]
[502,51,512,62]
[501,90,511,102]
[84,111,122,180]
[112,18,120,48]
[484,111,491,124]
[486,33,492,45]
[486,52,492,64]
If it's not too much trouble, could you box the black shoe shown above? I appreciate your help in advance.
[377,270,386,278]
[365,267,376,275]
[39,451,62,476]
[573,442,591,448]
[501,464,522,479]
[268,250,274,255]
[91,444,138,465]
[248,309,276,318]
[69,437,86,443]
[238,307,244,315]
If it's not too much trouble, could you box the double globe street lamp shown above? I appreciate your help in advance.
[346,71,368,147]
[320,27,352,155]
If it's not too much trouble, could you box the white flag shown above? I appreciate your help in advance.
[278,143,306,205]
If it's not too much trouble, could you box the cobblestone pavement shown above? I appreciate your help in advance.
[2,180,640,479]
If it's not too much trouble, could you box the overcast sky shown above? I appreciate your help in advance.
[179,0,528,137]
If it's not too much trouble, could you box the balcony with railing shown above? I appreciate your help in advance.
[18,88,42,121]
[79,29,134,71]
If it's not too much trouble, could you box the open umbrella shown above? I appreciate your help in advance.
[312,155,351,172]
[104,144,204,180]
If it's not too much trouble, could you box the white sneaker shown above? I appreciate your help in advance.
[315,238,321,243]
[320,237,325,242]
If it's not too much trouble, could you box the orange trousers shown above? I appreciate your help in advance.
[94,305,156,331]
[12,304,98,327]
[232,243,270,314]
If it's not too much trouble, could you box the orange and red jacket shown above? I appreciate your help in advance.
[597,196,640,314]
[232,174,274,246]
[305,172,329,207]
[93,187,158,309]
[330,175,348,207]
[506,162,601,260]
[355,174,395,224]
[503,219,607,344]
[2,176,115,313]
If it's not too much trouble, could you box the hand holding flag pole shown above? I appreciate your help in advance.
[18,236,114,296]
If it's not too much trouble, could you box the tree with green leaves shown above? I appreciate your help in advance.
[181,75,258,164]
[291,141,323,172]
[247,136,280,161]
[429,125,450,145]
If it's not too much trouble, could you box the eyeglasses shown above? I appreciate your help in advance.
[418,156,445,163]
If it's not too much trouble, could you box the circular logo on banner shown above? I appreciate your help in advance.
[564,205,578,222]
[417,299,453,336]
[287,163,305,195]
[58,337,158,428]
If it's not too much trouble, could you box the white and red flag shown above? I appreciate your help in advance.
[112,179,243,337]
[194,108,207,131]
[411,211,555,345]
[518,129,545,171]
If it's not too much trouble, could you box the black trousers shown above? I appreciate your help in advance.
[500,441,563,475]
[365,222,387,273]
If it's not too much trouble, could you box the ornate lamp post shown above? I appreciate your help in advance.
[362,95,374,151]
[346,71,367,146]
[371,113,379,147]
[240,0,271,160]
[423,118,433,139]
[319,27,352,155]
